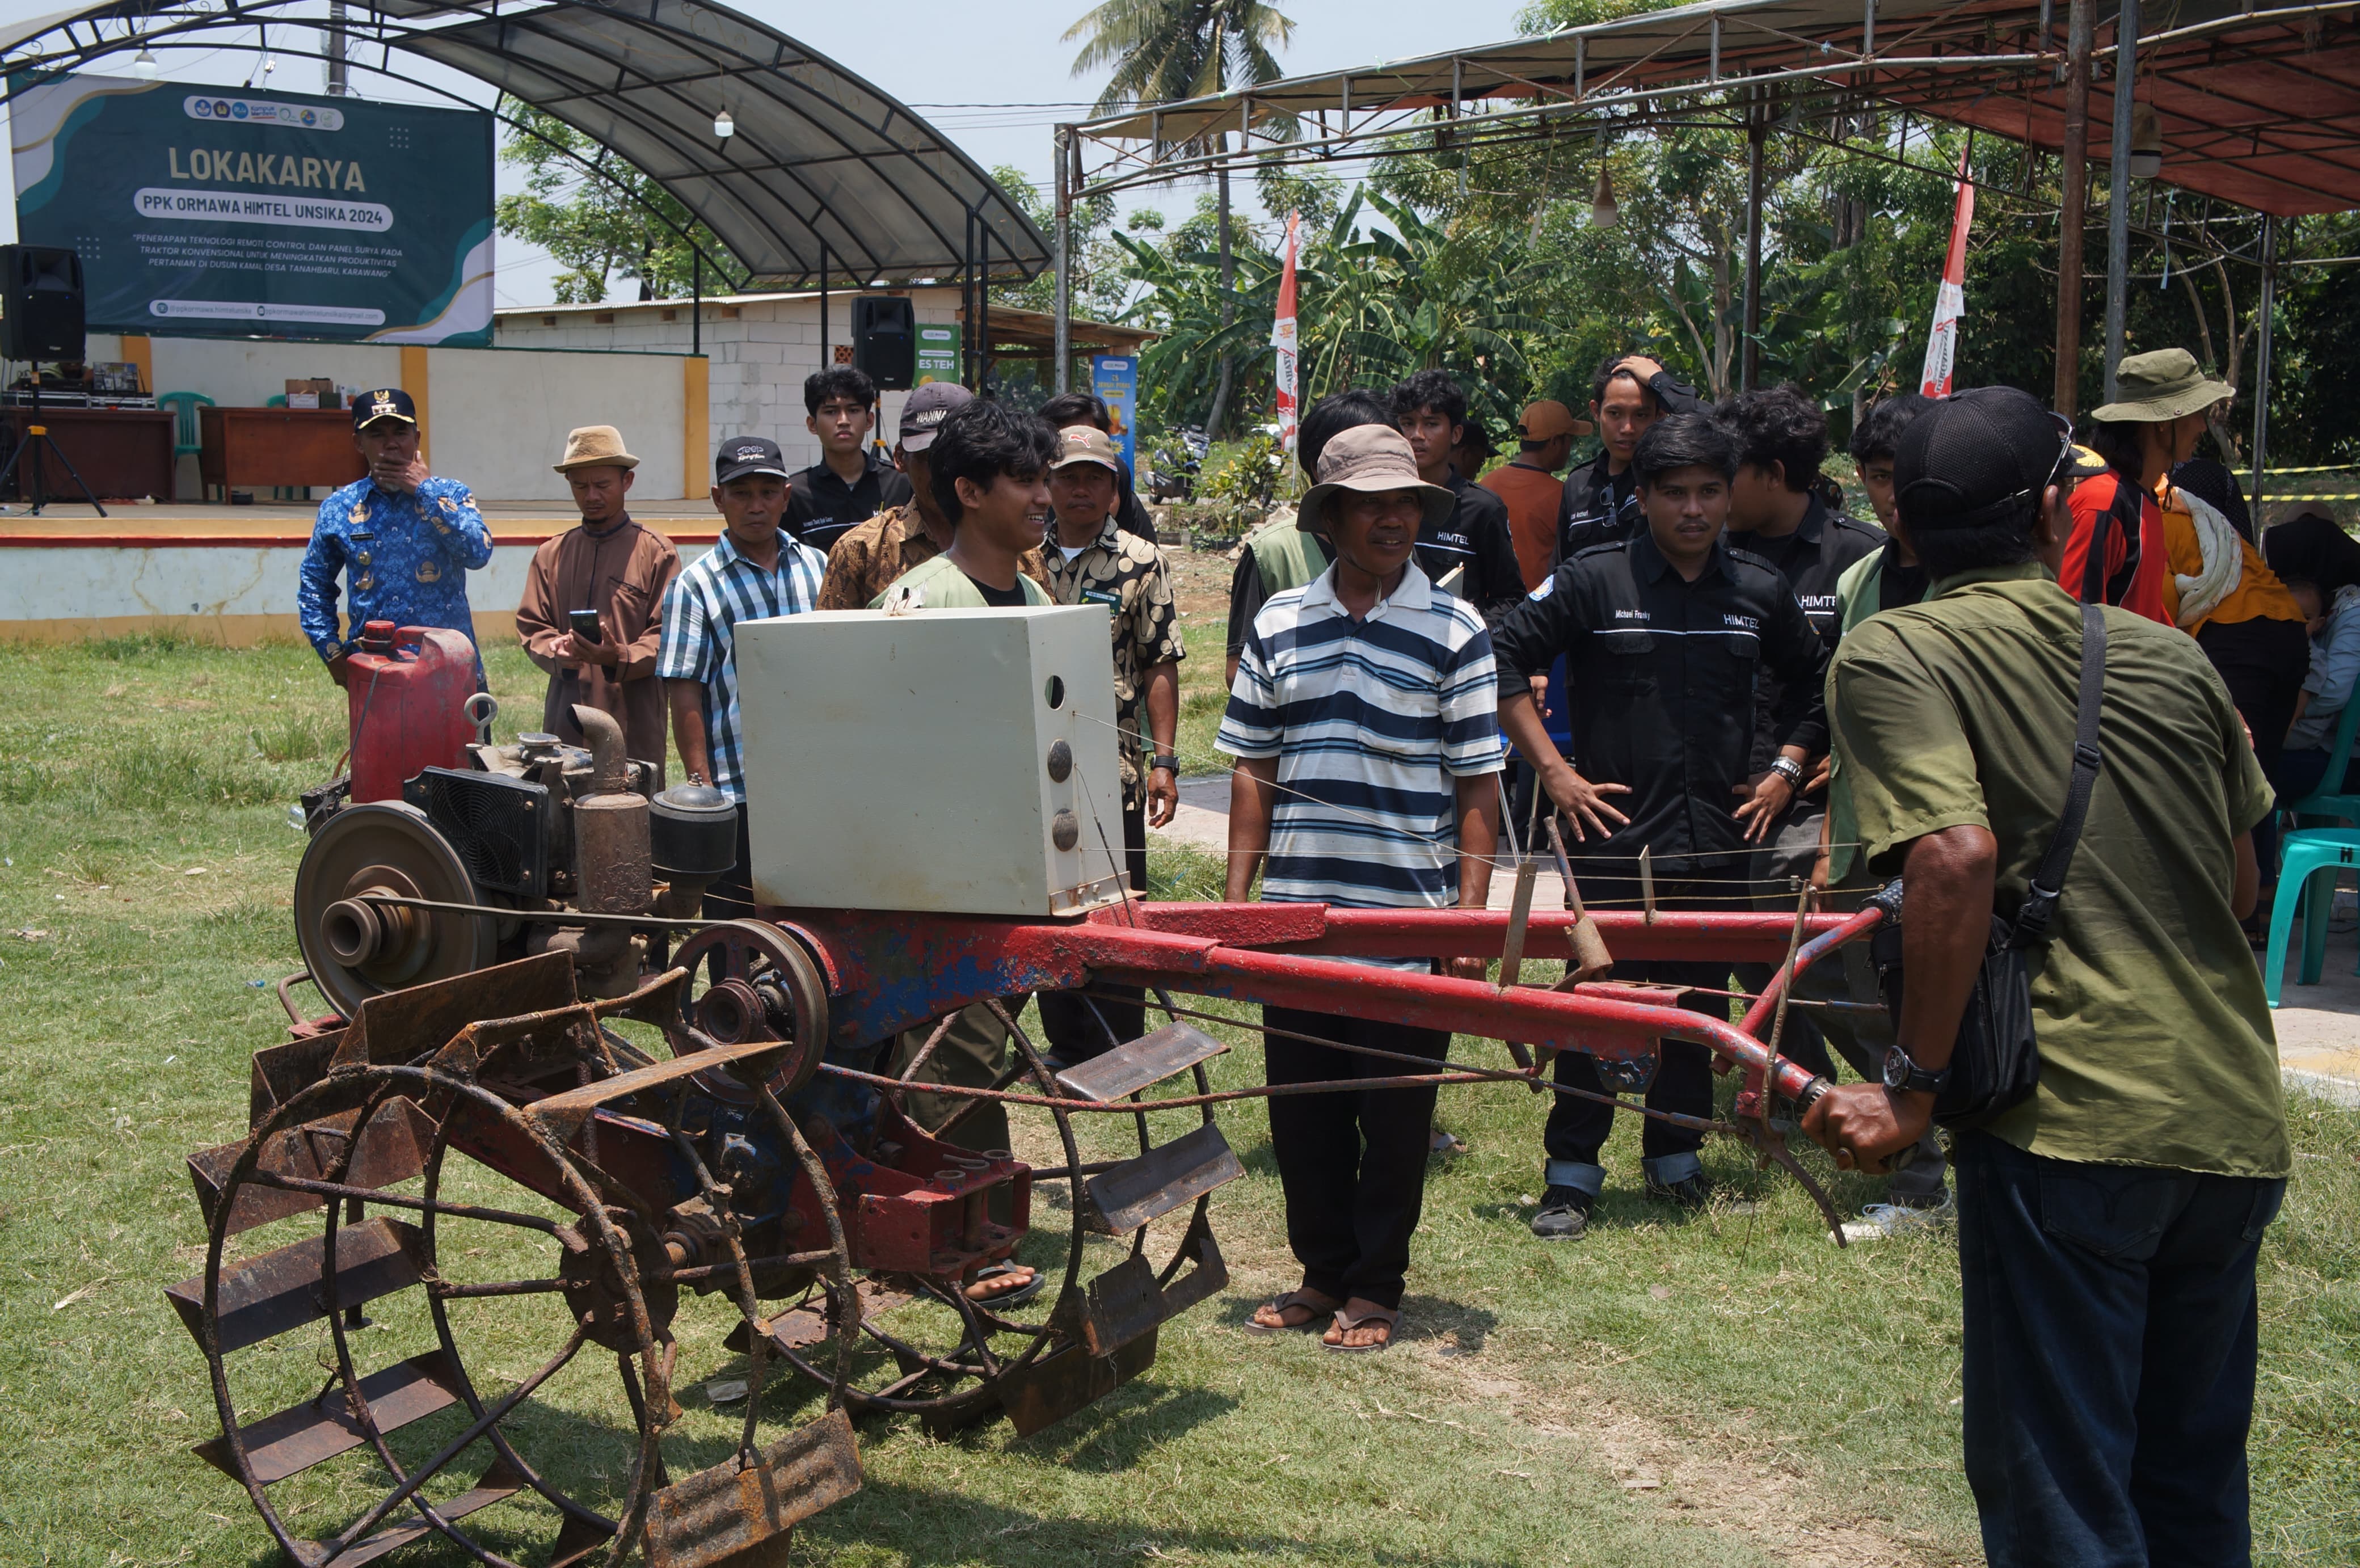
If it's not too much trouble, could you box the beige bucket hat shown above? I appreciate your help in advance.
[554,424,640,473]
[2091,348,2232,424]
[1295,424,1455,537]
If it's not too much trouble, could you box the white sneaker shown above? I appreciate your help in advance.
[1838,1198,1956,1243]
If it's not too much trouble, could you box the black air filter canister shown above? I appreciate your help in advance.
[651,784,739,880]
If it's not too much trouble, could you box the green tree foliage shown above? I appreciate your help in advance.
[494,104,744,304]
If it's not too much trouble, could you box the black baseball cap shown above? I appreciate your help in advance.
[897,381,975,453]
[1894,386,2070,535]
[715,435,789,484]
[352,387,416,429]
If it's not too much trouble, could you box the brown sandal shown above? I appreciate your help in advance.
[1322,1300,1400,1354]
[1243,1288,1338,1336]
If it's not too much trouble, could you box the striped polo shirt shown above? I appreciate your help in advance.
[655,528,827,802]
[1218,562,1503,956]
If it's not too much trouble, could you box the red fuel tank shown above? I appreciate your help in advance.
[344,621,479,802]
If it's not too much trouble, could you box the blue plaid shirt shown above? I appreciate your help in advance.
[656,528,827,802]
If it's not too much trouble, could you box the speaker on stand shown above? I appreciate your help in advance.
[851,296,915,391]
[0,245,104,516]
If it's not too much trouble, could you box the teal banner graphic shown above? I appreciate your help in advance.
[10,74,494,344]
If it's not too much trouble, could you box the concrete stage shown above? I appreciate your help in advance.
[0,499,727,644]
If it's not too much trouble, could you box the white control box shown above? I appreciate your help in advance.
[734,606,1130,917]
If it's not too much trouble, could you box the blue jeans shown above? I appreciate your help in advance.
[1954,1133,2285,1568]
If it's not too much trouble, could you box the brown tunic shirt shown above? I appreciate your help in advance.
[816,502,1048,612]
[516,515,681,765]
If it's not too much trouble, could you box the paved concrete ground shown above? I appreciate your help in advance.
[1156,777,2360,1097]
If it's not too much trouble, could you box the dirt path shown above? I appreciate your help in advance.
[1224,1242,1962,1568]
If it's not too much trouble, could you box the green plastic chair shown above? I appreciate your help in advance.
[156,390,211,457]
[2266,828,2360,1006]
[2266,693,2360,1006]
[155,390,213,503]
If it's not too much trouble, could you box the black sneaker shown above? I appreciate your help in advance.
[1644,1171,1714,1209]
[1529,1185,1594,1240]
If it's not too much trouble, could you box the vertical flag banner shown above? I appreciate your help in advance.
[1092,355,1137,470]
[1272,209,1301,453]
[1919,145,1975,398]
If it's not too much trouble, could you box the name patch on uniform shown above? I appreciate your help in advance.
[1613,608,1651,621]
[1721,612,1760,631]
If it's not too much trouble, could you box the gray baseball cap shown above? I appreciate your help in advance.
[898,381,975,453]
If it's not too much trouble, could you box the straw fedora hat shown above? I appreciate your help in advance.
[2091,348,2232,424]
[1295,424,1455,537]
[554,424,640,473]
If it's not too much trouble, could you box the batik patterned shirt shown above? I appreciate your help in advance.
[298,476,494,661]
[1044,512,1187,811]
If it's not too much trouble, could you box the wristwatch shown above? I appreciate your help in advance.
[1881,1044,1952,1096]
[1150,755,1181,775]
[1769,755,1805,787]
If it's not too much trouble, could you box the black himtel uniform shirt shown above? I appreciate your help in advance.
[1554,370,1709,564]
[784,451,913,555]
[1490,528,1829,874]
[1422,469,1528,626]
[1730,493,1885,775]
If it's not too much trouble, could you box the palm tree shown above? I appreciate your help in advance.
[1067,0,1293,436]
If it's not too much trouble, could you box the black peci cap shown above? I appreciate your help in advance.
[1894,386,2068,536]
[715,435,789,484]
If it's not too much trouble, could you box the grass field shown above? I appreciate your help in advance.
[1,630,2355,1567]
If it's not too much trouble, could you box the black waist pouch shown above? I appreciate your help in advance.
[1870,603,2106,1131]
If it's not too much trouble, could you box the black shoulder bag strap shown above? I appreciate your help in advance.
[2010,602,2108,948]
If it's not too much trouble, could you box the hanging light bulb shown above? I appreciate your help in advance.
[713,107,734,139]
[131,45,159,78]
[1589,163,1619,229]
[2129,105,2163,179]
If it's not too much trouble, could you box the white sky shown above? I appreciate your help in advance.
[0,0,1527,309]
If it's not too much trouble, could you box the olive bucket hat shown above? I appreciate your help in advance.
[1295,424,1455,537]
[2091,348,2233,423]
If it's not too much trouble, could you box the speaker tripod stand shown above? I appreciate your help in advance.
[0,373,106,516]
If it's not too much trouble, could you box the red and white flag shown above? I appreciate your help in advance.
[1272,209,1301,453]
[1918,147,1975,398]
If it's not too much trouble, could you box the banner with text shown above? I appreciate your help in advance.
[10,74,494,345]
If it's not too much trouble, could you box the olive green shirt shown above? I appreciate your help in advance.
[869,551,1053,610]
[1829,563,2287,1178]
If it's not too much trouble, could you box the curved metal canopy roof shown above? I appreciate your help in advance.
[0,0,1048,288]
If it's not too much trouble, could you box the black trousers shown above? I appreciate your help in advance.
[1956,1133,2283,1567]
[1262,1001,1451,1312]
[1542,879,1727,1170]
[2197,616,2310,881]
[1039,798,1150,1061]
[699,803,757,984]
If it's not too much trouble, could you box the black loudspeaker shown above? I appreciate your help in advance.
[852,295,916,391]
[0,246,84,362]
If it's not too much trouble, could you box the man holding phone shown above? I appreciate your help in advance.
[298,387,494,686]
[517,425,681,766]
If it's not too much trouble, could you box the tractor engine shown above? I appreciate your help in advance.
[291,623,737,1015]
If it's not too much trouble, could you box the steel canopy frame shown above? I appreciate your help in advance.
[1050,0,2358,465]
[0,0,1049,293]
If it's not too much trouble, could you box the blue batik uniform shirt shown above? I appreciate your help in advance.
[298,475,495,663]
[1217,560,1504,968]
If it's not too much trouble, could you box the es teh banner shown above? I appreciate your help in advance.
[10,74,495,345]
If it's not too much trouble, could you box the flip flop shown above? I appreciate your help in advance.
[1323,1300,1400,1354]
[1242,1288,1338,1336]
[963,1261,1044,1308]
